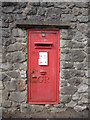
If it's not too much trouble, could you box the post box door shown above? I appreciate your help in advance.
[27,30,59,104]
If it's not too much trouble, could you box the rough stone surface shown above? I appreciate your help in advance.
[20,70,26,78]
[72,93,81,101]
[6,52,26,63]
[18,80,26,91]
[2,7,15,13]
[61,86,77,95]
[12,28,25,37]
[60,95,72,103]
[73,31,87,42]
[78,85,88,93]
[6,71,20,79]
[0,63,12,71]
[61,14,76,22]
[68,77,82,86]
[7,42,23,52]
[78,97,88,105]
[71,50,86,62]
[77,23,88,34]
[4,79,17,91]
[9,91,26,103]
[72,7,80,16]
[2,100,12,108]
[1,1,89,117]
[61,62,74,69]
[74,63,88,70]
[77,15,88,23]
[74,105,87,112]
[2,73,11,81]
[66,100,77,108]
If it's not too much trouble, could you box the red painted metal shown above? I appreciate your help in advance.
[27,29,59,104]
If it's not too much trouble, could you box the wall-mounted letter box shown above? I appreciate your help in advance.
[27,30,59,104]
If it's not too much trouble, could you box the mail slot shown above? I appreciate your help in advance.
[27,30,59,104]
[34,42,53,49]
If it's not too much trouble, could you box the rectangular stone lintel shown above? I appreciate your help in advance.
[15,20,70,29]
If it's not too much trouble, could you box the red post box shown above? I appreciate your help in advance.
[27,30,59,104]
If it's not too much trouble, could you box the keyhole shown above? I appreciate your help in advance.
[32,71,34,74]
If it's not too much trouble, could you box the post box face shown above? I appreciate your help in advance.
[27,30,59,104]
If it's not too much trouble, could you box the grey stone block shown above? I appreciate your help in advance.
[60,95,72,103]
[61,62,74,69]
[61,14,76,22]
[0,63,12,71]
[25,6,37,15]
[70,70,85,77]
[9,91,26,102]
[68,41,85,48]
[74,63,88,70]
[2,28,10,37]
[61,70,84,79]
[68,77,82,86]
[2,7,15,13]
[75,2,88,8]
[6,71,20,78]
[61,86,77,95]
[77,23,88,34]
[15,14,26,20]
[2,100,12,108]
[78,85,88,93]
[72,92,81,101]
[7,42,23,52]
[66,100,77,108]
[2,73,11,81]
[37,7,46,16]
[78,97,88,105]
[77,15,88,23]
[2,14,15,23]
[54,3,66,9]
[74,105,87,112]
[6,51,26,63]
[74,31,87,42]
[81,8,89,16]
[71,50,86,62]
[4,79,17,91]
[12,28,25,37]
[72,7,80,16]
[46,8,61,17]
[2,38,16,46]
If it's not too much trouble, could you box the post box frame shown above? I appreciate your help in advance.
[27,29,60,104]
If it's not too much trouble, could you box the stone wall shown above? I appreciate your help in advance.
[1,1,89,118]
